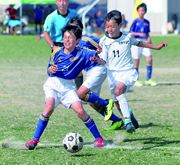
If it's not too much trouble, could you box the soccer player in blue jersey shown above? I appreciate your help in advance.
[66,17,124,130]
[25,25,105,150]
[129,3,157,87]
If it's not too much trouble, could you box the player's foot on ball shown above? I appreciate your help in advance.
[134,80,143,87]
[94,138,104,147]
[104,99,114,121]
[129,108,139,129]
[125,120,135,134]
[25,138,40,150]
[105,120,124,130]
[145,79,157,86]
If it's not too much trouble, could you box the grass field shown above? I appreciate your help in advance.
[0,34,180,165]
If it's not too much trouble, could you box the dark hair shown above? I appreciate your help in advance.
[62,25,82,40]
[66,17,83,30]
[105,10,122,25]
[137,3,147,13]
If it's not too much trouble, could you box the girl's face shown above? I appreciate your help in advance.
[138,7,146,18]
[63,31,79,53]
[105,19,121,38]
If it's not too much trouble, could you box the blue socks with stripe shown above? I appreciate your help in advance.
[33,114,49,140]
[83,115,102,140]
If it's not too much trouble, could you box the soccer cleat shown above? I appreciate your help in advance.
[38,34,41,41]
[105,120,124,130]
[97,31,101,36]
[145,79,157,86]
[94,138,104,147]
[129,108,139,129]
[104,99,114,121]
[125,120,135,133]
[25,139,40,150]
[134,80,143,87]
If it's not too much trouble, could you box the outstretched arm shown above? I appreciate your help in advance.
[138,41,168,50]
[90,56,106,65]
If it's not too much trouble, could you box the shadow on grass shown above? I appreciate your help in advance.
[139,122,172,128]
[71,154,94,157]
[157,82,180,86]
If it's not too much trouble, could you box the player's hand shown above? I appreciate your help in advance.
[49,65,58,75]
[97,45,102,54]
[90,56,98,62]
[52,46,60,51]
[139,33,147,38]
[157,42,168,50]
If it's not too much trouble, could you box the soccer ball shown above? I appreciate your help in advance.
[63,132,84,153]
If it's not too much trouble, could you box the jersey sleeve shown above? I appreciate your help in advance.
[44,14,53,32]
[98,36,108,62]
[129,19,136,32]
[129,33,139,46]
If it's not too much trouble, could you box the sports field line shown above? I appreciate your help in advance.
[1,141,180,151]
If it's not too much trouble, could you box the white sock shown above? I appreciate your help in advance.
[116,94,131,121]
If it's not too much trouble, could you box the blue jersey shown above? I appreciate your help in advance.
[78,35,100,71]
[34,7,43,20]
[129,18,150,39]
[47,47,97,79]
[44,9,77,43]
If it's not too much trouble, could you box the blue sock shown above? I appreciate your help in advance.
[83,115,102,140]
[134,66,138,74]
[33,114,49,140]
[85,93,109,106]
[96,106,121,122]
[147,64,152,81]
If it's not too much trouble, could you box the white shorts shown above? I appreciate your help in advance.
[82,65,107,96]
[131,38,151,59]
[107,69,138,101]
[43,77,80,109]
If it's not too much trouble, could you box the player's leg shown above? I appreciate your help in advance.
[115,82,135,133]
[144,51,157,86]
[70,93,104,147]
[25,96,55,150]
[131,45,143,86]
[77,66,113,121]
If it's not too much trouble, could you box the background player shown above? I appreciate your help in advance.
[129,3,157,87]
[90,10,167,133]
[25,25,105,150]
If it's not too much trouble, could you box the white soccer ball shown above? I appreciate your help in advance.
[63,132,84,153]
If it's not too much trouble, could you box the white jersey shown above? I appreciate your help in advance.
[100,32,139,71]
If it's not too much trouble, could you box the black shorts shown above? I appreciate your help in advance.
[35,19,42,25]
[51,42,64,52]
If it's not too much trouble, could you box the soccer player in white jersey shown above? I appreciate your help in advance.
[90,10,168,133]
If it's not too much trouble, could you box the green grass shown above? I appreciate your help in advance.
[0,35,180,165]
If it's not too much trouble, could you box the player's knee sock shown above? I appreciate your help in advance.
[134,66,139,74]
[96,106,121,122]
[85,93,109,106]
[74,75,83,90]
[83,115,102,140]
[33,114,49,140]
[116,94,131,122]
[147,63,152,81]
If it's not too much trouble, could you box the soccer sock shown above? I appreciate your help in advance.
[116,94,131,122]
[33,114,49,140]
[85,93,109,106]
[96,106,121,122]
[134,66,139,74]
[74,75,83,90]
[147,63,152,81]
[83,115,102,140]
